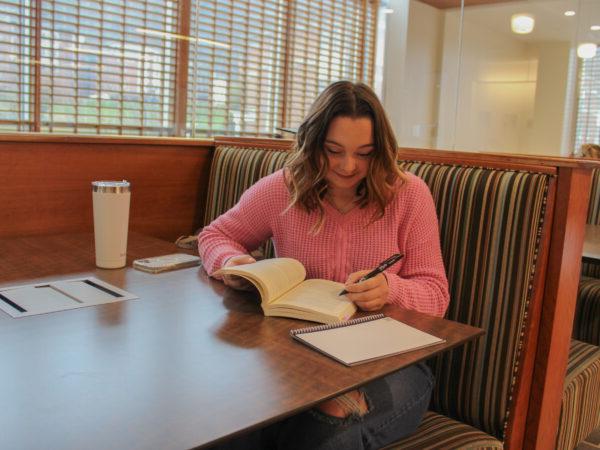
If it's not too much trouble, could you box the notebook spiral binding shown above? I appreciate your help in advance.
[290,313,385,336]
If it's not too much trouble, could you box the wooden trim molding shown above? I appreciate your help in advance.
[33,0,42,132]
[0,133,212,146]
[503,174,557,449]
[174,0,192,136]
[1,134,599,172]
[524,167,592,449]
[213,136,295,150]
[398,148,600,171]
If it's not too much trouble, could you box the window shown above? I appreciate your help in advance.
[0,0,379,137]
[40,0,178,135]
[575,54,600,152]
[0,0,36,132]
[282,0,378,129]
[187,0,287,136]
[1,0,178,135]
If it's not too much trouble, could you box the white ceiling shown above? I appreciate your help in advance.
[454,0,600,43]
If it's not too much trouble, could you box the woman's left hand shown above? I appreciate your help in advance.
[343,270,389,311]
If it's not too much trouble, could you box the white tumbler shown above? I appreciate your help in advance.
[92,180,131,269]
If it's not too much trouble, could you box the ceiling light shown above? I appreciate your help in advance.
[511,14,535,34]
[577,43,598,59]
[564,11,576,17]
[591,25,600,31]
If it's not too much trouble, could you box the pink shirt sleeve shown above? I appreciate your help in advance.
[198,173,280,277]
[383,179,449,317]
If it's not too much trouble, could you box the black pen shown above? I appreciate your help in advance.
[339,253,404,296]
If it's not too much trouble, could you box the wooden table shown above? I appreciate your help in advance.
[583,224,600,260]
[0,233,483,450]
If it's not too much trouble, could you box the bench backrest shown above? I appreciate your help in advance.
[587,168,600,225]
[583,168,600,277]
[399,161,549,440]
[204,145,551,441]
[203,145,289,258]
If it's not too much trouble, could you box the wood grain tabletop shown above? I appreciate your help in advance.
[0,233,483,450]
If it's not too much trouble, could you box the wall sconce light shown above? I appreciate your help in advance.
[511,14,535,34]
[578,43,598,59]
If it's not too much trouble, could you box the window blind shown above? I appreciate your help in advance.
[0,0,36,132]
[575,54,600,151]
[187,0,379,137]
[284,0,378,129]
[187,0,287,137]
[39,0,178,135]
[0,0,380,137]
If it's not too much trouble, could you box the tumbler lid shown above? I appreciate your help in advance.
[92,180,131,193]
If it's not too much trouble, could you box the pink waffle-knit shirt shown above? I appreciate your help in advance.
[198,169,449,317]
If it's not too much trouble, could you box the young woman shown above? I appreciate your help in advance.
[199,81,449,449]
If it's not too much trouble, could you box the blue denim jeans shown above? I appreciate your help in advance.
[213,362,434,450]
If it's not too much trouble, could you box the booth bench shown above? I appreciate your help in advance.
[200,138,598,450]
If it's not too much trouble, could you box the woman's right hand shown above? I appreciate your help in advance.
[222,255,257,291]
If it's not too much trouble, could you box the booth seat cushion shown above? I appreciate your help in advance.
[574,277,600,346]
[383,411,503,450]
[556,340,600,450]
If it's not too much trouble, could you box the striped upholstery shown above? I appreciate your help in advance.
[204,146,290,225]
[582,169,600,277]
[574,277,600,346]
[581,259,600,279]
[204,147,551,444]
[587,169,600,225]
[384,411,502,449]
[204,146,289,258]
[556,340,600,450]
[398,162,549,441]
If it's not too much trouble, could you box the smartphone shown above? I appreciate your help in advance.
[133,253,201,273]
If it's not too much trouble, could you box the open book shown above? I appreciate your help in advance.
[214,258,356,324]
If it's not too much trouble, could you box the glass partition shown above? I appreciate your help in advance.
[382,0,600,155]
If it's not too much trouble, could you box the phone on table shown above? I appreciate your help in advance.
[133,254,201,273]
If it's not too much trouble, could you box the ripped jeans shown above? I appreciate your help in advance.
[213,362,434,450]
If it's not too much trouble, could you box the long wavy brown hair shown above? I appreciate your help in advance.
[285,81,406,231]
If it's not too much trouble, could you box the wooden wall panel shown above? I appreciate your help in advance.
[0,137,213,241]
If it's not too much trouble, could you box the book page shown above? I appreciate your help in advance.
[216,258,306,304]
[273,279,356,320]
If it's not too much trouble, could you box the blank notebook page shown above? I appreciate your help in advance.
[294,316,444,366]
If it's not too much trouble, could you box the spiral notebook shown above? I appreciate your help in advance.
[290,314,445,366]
